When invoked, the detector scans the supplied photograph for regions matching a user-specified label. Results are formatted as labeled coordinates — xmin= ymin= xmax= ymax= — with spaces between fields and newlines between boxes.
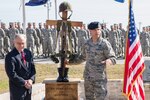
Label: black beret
xmin=88 ymin=21 xmax=101 ymax=30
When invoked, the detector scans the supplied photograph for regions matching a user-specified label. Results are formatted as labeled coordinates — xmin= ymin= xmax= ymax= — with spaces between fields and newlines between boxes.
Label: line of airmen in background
xmin=0 ymin=22 xmax=150 ymax=59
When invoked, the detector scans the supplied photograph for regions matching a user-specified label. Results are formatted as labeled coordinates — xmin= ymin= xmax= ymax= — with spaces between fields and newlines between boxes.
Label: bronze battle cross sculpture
xmin=46 ymin=1 xmax=83 ymax=82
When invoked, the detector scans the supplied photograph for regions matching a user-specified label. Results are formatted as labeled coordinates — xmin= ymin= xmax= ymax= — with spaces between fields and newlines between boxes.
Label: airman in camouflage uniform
xmin=145 ymin=27 xmax=150 ymax=56
xmin=69 ymin=28 xmax=77 ymax=53
xmin=3 ymin=36 xmax=11 ymax=54
xmin=26 ymin=22 xmax=38 ymax=56
xmin=41 ymin=23 xmax=53 ymax=57
xmin=38 ymin=22 xmax=44 ymax=55
xmin=108 ymin=25 xmax=118 ymax=57
xmin=148 ymin=26 xmax=150 ymax=56
xmin=1 ymin=23 xmax=9 ymax=37
xmin=1 ymin=23 xmax=11 ymax=54
xmin=140 ymin=27 xmax=150 ymax=56
xmin=16 ymin=22 xmax=23 ymax=34
xmin=50 ymin=25 xmax=57 ymax=53
xmin=119 ymin=23 xmax=126 ymax=57
xmin=33 ymin=22 xmax=41 ymax=57
xmin=76 ymin=25 xmax=88 ymax=53
xmin=114 ymin=24 xmax=122 ymax=58
xmin=0 ymin=24 xmax=5 ymax=58
xmin=70 ymin=22 xmax=116 ymax=100
xmin=8 ymin=22 xmax=19 ymax=49
xmin=101 ymin=23 xmax=109 ymax=40
xmin=83 ymin=24 xmax=90 ymax=39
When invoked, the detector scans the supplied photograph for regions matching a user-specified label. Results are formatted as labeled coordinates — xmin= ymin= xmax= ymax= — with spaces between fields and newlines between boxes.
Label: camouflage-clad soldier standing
xmin=119 ymin=23 xmax=126 ymax=57
xmin=38 ymin=22 xmax=45 ymax=55
xmin=116 ymin=24 xmax=122 ymax=57
xmin=101 ymin=23 xmax=109 ymax=40
xmin=16 ymin=22 xmax=23 ymax=34
xmin=50 ymin=25 xmax=57 ymax=53
xmin=71 ymin=22 xmax=116 ymax=100
xmin=114 ymin=24 xmax=122 ymax=57
xmin=41 ymin=23 xmax=53 ymax=57
xmin=1 ymin=23 xmax=11 ymax=54
xmin=8 ymin=22 xmax=19 ymax=49
xmin=108 ymin=25 xmax=118 ymax=57
xmin=76 ymin=25 xmax=88 ymax=53
xmin=0 ymin=25 xmax=5 ymax=58
xmin=70 ymin=28 xmax=77 ymax=53
xmin=145 ymin=27 xmax=150 ymax=56
xmin=26 ymin=22 xmax=38 ymax=56
xmin=148 ymin=26 xmax=150 ymax=56
xmin=33 ymin=22 xmax=41 ymax=57
xmin=140 ymin=27 xmax=150 ymax=56
xmin=1 ymin=23 xmax=9 ymax=37
xmin=83 ymin=24 xmax=90 ymax=39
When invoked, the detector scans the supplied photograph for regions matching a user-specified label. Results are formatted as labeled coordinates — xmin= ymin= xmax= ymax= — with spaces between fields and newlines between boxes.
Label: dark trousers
xmin=10 ymin=90 xmax=31 ymax=100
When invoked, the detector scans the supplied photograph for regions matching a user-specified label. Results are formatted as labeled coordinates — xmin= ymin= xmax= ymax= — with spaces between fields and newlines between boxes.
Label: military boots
xmin=57 ymin=68 xmax=69 ymax=82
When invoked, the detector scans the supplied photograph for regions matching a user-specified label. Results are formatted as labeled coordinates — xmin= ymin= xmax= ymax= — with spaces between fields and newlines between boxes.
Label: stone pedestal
xmin=43 ymin=78 xmax=81 ymax=100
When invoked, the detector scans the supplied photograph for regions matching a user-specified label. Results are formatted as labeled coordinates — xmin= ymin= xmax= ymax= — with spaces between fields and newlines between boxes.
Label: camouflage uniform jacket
xmin=80 ymin=37 xmax=116 ymax=80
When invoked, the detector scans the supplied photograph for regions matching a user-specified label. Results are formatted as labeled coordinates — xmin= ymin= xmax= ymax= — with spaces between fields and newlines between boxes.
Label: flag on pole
xmin=115 ymin=0 xmax=125 ymax=3
xmin=123 ymin=0 xmax=145 ymax=100
xmin=25 ymin=0 xmax=48 ymax=6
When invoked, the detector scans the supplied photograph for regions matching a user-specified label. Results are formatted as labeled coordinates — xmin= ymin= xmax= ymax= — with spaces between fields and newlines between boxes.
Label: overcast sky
xmin=0 ymin=0 xmax=149 ymax=29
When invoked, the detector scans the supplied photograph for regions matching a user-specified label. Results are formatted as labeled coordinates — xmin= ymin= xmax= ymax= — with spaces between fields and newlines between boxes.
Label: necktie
xmin=21 ymin=51 xmax=26 ymax=65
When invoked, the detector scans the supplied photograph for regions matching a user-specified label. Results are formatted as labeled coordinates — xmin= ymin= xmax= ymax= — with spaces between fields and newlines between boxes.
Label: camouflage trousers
xmin=84 ymin=77 xmax=107 ymax=100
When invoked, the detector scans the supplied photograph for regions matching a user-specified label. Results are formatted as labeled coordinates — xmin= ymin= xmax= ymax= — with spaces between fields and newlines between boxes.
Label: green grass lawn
xmin=0 ymin=63 xmax=124 ymax=94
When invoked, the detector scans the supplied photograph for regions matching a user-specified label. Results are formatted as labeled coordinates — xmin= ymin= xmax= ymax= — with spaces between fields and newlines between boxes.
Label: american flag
xmin=123 ymin=0 xmax=145 ymax=100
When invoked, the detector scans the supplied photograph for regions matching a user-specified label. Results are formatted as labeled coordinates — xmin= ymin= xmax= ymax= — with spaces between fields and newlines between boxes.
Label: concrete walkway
xmin=0 ymin=83 xmax=45 ymax=100
xmin=0 ymin=81 xmax=85 ymax=100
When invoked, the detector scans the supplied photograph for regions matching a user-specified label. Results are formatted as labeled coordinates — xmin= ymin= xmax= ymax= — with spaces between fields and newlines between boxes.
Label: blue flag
xmin=115 ymin=0 xmax=125 ymax=3
xmin=25 ymin=0 xmax=48 ymax=6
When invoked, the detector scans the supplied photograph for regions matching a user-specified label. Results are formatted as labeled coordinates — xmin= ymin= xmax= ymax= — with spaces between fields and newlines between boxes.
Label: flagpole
xmin=47 ymin=1 xmax=50 ymax=19
xmin=54 ymin=0 xmax=57 ymax=19
xmin=46 ymin=0 xmax=52 ymax=19
xmin=22 ymin=0 xmax=26 ymax=34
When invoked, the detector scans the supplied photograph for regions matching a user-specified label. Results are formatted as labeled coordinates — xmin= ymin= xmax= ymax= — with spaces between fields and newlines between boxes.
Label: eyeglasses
xmin=16 ymin=42 xmax=25 ymax=45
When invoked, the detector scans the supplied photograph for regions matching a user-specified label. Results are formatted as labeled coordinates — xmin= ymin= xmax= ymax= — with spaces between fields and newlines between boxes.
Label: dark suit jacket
xmin=5 ymin=48 xmax=36 ymax=100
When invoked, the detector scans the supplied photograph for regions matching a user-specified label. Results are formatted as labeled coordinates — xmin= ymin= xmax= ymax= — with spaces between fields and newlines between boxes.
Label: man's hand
xmin=24 ymin=79 xmax=33 ymax=89
xmin=101 ymin=59 xmax=113 ymax=66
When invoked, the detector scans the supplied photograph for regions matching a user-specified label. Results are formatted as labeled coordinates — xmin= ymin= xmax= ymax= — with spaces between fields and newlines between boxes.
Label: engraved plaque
xmin=45 ymin=82 xmax=79 ymax=100
xmin=43 ymin=78 xmax=80 ymax=100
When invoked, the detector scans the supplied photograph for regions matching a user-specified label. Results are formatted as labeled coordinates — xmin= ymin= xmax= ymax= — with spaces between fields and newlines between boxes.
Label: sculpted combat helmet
xmin=58 ymin=1 xmax=73 ymax=19
xmin=59 ymin=1 xmax=72 ymax=12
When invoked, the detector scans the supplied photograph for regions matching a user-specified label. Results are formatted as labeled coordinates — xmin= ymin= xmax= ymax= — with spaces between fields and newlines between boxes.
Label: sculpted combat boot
xmin=57 ymin=68 xmax=63 ymax=82
xmin=63 ymin=68 xmax=69 ymax=82
xmin=57 ymin=68 xmax=69 ymax=82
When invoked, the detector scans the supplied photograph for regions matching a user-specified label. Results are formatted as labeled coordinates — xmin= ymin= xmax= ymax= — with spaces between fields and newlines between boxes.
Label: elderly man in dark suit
xmin=5 ymin=34 xmax=36 ymax=100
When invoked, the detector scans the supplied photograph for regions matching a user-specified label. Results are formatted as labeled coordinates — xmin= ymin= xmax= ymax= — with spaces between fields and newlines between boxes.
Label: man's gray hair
xmin=14 ymin=34 xmax=26 ymax=40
